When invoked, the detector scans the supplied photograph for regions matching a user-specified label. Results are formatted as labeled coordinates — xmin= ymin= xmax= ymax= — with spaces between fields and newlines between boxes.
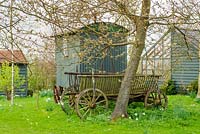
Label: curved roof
xmin=80 ymin=22 xmax=129 ymax=33
xmin=55 ymin=22 xmax=129 ymax=37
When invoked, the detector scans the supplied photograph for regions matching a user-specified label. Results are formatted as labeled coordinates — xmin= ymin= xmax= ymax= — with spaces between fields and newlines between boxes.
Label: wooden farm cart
xmin=59 ymin=72 xmax=168 ymax=119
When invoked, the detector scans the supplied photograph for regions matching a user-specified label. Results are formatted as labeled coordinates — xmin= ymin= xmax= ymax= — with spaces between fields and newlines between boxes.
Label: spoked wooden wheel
xmin=75 ymin=88 xmax=108 ymax=119
xmin=60 ymin=87 xmax=76 ymax=113
xmin=53 ymin=86 xmax=61 ymax=103
xmin=144 ymin=90 xmax=168 ymax=109
xmin=68 ymin=95 xmax=76 ymax=107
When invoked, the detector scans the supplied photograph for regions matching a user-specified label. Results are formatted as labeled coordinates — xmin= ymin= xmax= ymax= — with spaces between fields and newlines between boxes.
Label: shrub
xmin=194 ymin=98 xmax=200 ymax=104
xmin=188 ymin=91 xmax=197 ymax=98
xmin=187 ymin=80 xmax=198 ymax=93
xmin=27 ymin=90 xmax=33 ymax=97
xmin=39 ymin=89 xmax=53 ymax=97
xmin=0 ymin=62 xmax=25 ymax=100
xmin=161 ymin=80 xmax=177 ymax=95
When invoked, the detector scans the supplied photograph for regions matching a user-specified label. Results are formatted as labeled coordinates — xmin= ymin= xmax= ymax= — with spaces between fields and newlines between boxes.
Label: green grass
xmin=0 ymin=95 xmax=200 ymax=134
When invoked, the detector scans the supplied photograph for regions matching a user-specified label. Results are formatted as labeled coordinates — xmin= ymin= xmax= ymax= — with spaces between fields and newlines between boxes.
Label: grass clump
xmin=173 ymin=105 xmax=191 ymax=120
xmin=161 ymin=80 xmax=177 ymax=95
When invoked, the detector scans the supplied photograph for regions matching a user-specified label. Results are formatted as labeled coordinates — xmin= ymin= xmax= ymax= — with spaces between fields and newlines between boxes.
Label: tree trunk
xmin=197 ymin=39 xmax=200 ymax=98
xmin=197 ymin=90 xmax=200 ymax=98
xmin=36 ymin=90 xmax=40 ymax=109
xmin=6 ymin=90 xmax=12 ymax=101
xmin=111 ymin=0 xmax=151 ymax=120
xmin=197 ymin=72 xmax=200 ymax=98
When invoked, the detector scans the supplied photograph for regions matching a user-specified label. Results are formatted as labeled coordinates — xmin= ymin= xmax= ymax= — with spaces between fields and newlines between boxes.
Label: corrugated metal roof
xmin=0 ymin=50 xmax=28 ymax=64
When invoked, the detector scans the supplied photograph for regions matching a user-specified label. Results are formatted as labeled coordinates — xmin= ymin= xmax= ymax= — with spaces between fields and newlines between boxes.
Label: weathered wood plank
xmin=66 ymin=72 xmax=160 ymax=98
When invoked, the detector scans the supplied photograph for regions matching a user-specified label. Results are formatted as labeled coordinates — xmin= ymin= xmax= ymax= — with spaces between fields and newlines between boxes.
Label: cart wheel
xmin=75 ymin=88 xmax=108 ymax=119
xmin=60 ymin=87 xmax=76 ymax=113
xmin=68 ymin=95 xmax=76 ymax=108
xmin=53 ymin=86 xmax=61 ymax=103
xmin=144 ymin=90 xmax=168 ymax=109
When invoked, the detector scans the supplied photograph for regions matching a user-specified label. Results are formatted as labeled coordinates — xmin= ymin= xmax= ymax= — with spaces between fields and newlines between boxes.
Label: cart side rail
xmin=64 ymin=72 xmax=161 ymax=96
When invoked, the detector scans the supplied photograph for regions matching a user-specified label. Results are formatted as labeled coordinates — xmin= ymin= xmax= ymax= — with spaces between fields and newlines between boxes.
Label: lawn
xmin=0 ymin=95 xmax=200 ymax=134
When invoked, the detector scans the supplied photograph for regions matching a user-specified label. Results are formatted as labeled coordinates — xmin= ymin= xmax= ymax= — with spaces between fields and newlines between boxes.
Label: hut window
xmin=62 ymin=40 xmax=69 ymax=57
xmin=62 ymin=45 xmax=68 ymax=57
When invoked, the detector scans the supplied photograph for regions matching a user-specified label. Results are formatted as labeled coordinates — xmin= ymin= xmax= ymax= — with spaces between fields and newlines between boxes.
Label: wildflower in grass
xmin=190 ymin=104 xmax=196 ymax=107
xmin=160 ymin=108 xmax=164 ymax=111
xmin=0 ymin=104 xmax=3 ymax=110
xmin=134 ymin=113 xmax=138 ymax=116
xmin=142 ymin=112 xmax=146 ymax=116
xmin=46 ymin=98 xmax=51 ymax=102
xmin=136 ymin=117 xmax=138 ymax=121
xmin=121 ymin=114 xmax=125 ymax=118
xmin=129 ymin=117 xmax=132 ymax=119
xmin=18 ymin=104 xmax=23 ymax=107
xmin=60 ymin=101 xmax=64 ymax=105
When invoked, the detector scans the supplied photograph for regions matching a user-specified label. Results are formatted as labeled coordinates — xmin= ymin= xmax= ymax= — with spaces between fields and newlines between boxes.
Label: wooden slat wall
xmin=171 ymin=30 xmax=200 ymax=91
xmin=0 ymin=64 xmax=28 ymax=96
xmin=78 ymin=75 xmax=160 ymax=96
